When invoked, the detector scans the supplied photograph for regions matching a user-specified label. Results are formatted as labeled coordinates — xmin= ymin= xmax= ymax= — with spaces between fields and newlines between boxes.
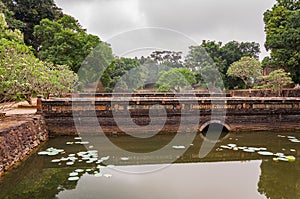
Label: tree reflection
xmin=258 ymin=160 xmax=300 ymax=199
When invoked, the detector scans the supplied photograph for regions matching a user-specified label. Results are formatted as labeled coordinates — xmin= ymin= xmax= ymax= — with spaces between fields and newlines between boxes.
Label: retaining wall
xmin=0 ymin=115 xmax=48 ymax=176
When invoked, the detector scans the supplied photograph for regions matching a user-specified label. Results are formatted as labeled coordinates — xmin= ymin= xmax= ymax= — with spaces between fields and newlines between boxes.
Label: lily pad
xmin=66 ymin=142 xmax=74 ymax=145
xmin=289 ymin=139 xmax=300 ymax=143
xmin=286 ymin=156 xmax=296 ymax=162
xmin=66 ymin=162 xmax=74 ymax=166
xmin=243 ymin=148 xmax=256 ymax=153
xmin=220 ymin=145 xmax=231 ymax=149
xmin=51 ymin=159 xmax=61 ymax=163
xmin=172 ymin=146 xmax=186 ymax=149
xmin=278 ymin=157 xmax=289 ymax=162
xmin=227 ymin=144 xmax=237 ymax=148
xmin=68 ymin=177 xmax=80 ymax=181
xmin=69 ymin=172 xmax=79 ymax=177
xmin=257 ymin=151 xmax=274 ymax=156
xmin=38 ymin=151 xmax=50 ymax=155
xmin=75 ymin=169 xmax=84 ymax=173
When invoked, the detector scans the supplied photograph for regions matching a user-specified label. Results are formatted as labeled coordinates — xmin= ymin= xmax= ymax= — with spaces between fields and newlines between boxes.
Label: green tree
xmin=1 ymin=0 xmax=62 ymax=47
xmin=264 ymin=0 xmax=300 ymax=83
xmin=227 ymin=57 xmax=262 ymax=88
xmin=0 ymin=1 xmax=24 ymax=30
xmin=34 ymin=15 xmax=111 ymax=73
xmin=102 ymin=57 xmax=141 ymax=92
xmin=0 ymin=13 xmax=23 ymax=42
xmin=0 ymin=14 xmax=77 ymax=107
xmin=256 ymin=69 xmax=293 ymax=96
xmin=157 ymin=68 xmax=196 ymax=92
xmin=185 ymin=40 xmax=260 ymax=89
xmin=149 ymin=50 xmax=183 ymax=68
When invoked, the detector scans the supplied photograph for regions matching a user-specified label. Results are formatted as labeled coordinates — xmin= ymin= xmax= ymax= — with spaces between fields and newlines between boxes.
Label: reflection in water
xmin=58 ymin=161 xmax=265 ymax=199
xmin=258 ymin=160 xmax=300 ymax=199
xmin=0 ymin=132 xmax=300 ymax=199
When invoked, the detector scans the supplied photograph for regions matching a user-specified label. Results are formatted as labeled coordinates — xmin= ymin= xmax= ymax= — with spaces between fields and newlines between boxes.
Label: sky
xmin=54 ymin=0 xmax=277 ymax=59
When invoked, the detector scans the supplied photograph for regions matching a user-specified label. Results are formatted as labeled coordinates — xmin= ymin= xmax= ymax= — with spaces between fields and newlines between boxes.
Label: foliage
xmin=0 ymin=13 xmax=23 ymax=42
xmin=255 ymin=69 xmax=293 ymax=95
xmin=0 ymin=39 xmax=77 ymax=104
xmin=263 ymin=0 xmax=300 ymax=83
xmin=227 ymin=57 xmax=262 ymax=88
xmin=0 ymin=14 xmax=77 ymax=107
xmin=185 ymin=40 xmax=260 ymax=89
xmin=101 ymin=57 xmax=143 ymax=92
xmin=34 ymin=15 xmax=111 ymax=73
xmin=149 ymin=51 xmax=183 ymax=68
xmin=0 ymin=1 xmax=24 ymax=30
xmin=1 ymin=0 xmax=62 ymax=47
xmin=156 ymin=68 xmax=196 ymax=92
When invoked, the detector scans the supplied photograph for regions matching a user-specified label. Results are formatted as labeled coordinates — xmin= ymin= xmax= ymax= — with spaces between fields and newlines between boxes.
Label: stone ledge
xmin=0 ymin=114 xmax=48 ymax=176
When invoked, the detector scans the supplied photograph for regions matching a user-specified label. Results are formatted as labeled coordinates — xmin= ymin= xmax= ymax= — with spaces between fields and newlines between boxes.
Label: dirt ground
xmin=0 ymin=99 xmax=37 ymax=130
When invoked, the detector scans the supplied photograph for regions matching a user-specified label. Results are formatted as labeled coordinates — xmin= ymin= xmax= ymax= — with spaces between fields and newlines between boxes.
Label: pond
xmin=0 ymin=131 xmax=300 ymax=199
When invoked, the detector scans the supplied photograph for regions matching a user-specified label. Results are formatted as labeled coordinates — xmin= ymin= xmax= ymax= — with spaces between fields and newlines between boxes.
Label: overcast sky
xmin=54 ymin=0 xmax=276 ymax=59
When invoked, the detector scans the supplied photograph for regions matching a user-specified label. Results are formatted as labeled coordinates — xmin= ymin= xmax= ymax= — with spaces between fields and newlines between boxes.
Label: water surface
xmin=1 ymin=131 xmax=300 ymax=199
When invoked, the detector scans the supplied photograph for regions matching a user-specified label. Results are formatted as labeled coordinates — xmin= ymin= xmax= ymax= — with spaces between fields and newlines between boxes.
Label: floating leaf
xmin=258 ymin=151 xmax=274 ymax=156
xmin=172 ymin=146 xmax=186 ymax=149
xmin=69 ymin=172 xmax=78 ymax=177
xmin=243 ymin=148 xmax=256 ymax=153
xmin=51 ymin=159 xmax=61 ymax=163
xmin=68 ymin=177 xmax=79 ymax=181
xmin=66 ymin=162 xmax=74 ymax=166
xmin=286 ymin=156 xmax=296 ymax=162
xmin=75 ymin=169 xmax=84 ymax=173
xmin=227 ymin=144 xmax=237 ymax=148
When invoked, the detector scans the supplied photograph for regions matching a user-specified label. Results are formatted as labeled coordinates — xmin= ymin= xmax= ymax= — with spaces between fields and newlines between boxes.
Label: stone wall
xmin=41 ymin=97 xmax=300 ymax=135
xmin=0 ymin=115 xmax=48 ymax=176
xmin=230 ymin=89 xmax=300 ymax=97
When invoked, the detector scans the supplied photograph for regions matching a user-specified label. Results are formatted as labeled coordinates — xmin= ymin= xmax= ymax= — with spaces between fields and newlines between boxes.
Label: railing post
xmin=37 ymin=95 xmax=42 ymax=114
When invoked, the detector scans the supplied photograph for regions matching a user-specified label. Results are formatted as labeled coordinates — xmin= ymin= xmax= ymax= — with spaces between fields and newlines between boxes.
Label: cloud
xmin=54 ymin=0 xmax=276 ymax=58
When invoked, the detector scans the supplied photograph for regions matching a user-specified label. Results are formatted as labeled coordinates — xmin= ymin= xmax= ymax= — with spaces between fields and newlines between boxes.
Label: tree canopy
xmin=156 ymin=68 xmax=196 ymax=92
xmin=185 ymin=40 xmax=260 ymax=89
xmin=34 ymin=15 xmax=112 ymax=73
xmin=0 ymin=13 xmax=77 ymax=106
xmin=1 ymin=0 xmax=62 ymax=47
xmin=255 ymin=69 xmax=293 ymax=96
xmin=102 ymin=57 xmax=142 ymax=92
xmin=263 ymin=0 xmax=300 ymax=83
xmin=227 ymin=57 xmax=262 ymax=88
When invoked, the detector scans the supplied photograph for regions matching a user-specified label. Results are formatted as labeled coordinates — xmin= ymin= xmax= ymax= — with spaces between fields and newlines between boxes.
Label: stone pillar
xmin=37 ymin=95 xmax=42 ymax=113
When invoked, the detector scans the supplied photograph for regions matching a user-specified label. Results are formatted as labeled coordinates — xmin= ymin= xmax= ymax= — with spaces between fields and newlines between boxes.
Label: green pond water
xmin=1 ymin=131 xmax=300 ymax=199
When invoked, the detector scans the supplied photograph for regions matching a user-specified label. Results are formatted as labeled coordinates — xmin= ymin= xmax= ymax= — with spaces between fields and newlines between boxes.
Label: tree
xmin=156 ymin=68 xmax=196 ymax=92
xmin=185 ymin=40 xmax=260 ymax=89
xmin=0 ymin=13 xmax=77 ymax=107
xmin=149 ymin=50 xmax=183 ymax=68
xmin=256 ymin=69 xmax=293 ymax=96
xmin=264 ymin=1 xmax=300 ymax=83
xmin=102 ymin=57 xmax=142 ymax=92
xmin=34 ymin=15 xmax=111 ymax=73
xmin=227 ymin=57 xmax=262 ymax=88
xmin=1 ymin=0 xmax=62 ymax=48
xmin=0 ymin=13 xmax=23 ymax=42
xmin=0 ymin=1 xmax=24 ymax=30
